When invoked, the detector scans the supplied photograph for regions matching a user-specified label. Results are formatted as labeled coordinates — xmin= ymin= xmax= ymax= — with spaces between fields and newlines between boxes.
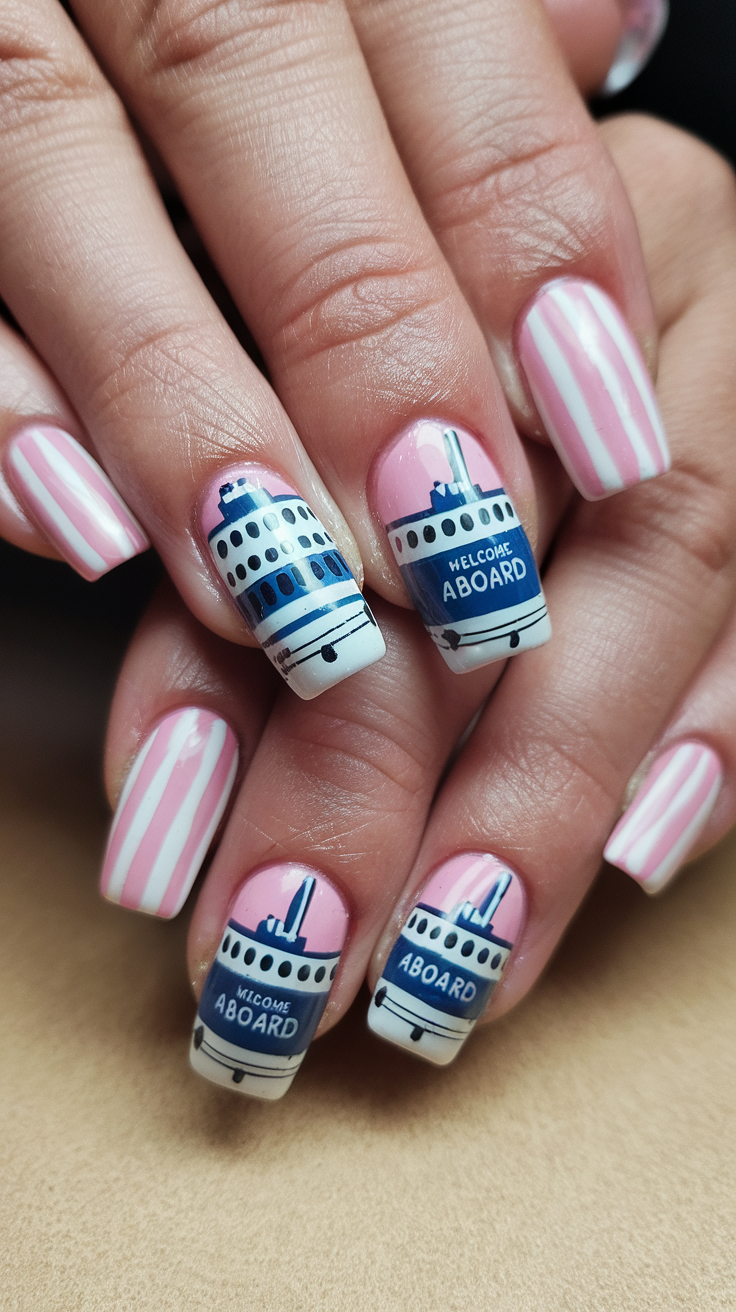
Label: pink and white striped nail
xmin=601 ymin=0 xmax=669 ymax=97
xmin=101 ymin=708 xmax=238 ymax=919
xmin=517 ymin=278 xmax=670 ymax=501
xmin=5 ymin=425 xmax=149 ymax=580
xmin=604 ymin=741 xmax=723 ymax=894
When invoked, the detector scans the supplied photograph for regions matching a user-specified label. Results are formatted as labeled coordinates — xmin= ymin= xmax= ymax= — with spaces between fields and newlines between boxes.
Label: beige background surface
xmin=1 ymin=612 xmax=735 ymax=1311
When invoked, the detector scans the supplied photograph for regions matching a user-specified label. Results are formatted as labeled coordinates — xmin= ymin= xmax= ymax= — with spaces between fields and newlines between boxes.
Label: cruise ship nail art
xmin=191 ymin=865 xmax=348 ymax=1099
xmin=101 ymin=707 xmax=238 ymax=919
xmin=5 ymin=425 xmax=149 ymax=580
xmin=374 ymin=421 xmax=550 ymax=673
xmin=202 ymin=468 xmax=385 ymax=699
xmin=368 ymin=854 xmax=524 ymax=1064
xmin=604 ymin=740 xmax=722 ymax=894
xmin=517 ymin=279 xmax=670 ymax=501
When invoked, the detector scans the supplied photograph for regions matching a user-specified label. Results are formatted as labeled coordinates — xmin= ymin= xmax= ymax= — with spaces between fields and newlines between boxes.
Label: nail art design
xmin=100 ymin=708 xmax=238 ymax=919
xmin=601 ymin=0 xmax=668 ymax=97
xmin=202 ymin=469 xmax=385 ymax=699
xmin=374 ymin=422 xmax=549 ymax=673
xmin=190 ymin=865 xmax=348 ymax=1099
xmin=604 ymin=740 xmax=722 ymax=894
xmin=5 ymin=425 xmax=149 ymax=581
xmin=368 ymin=854 xmax=524 ymax=1065
xmin=517 ymin=279 xmax=670 ymax=501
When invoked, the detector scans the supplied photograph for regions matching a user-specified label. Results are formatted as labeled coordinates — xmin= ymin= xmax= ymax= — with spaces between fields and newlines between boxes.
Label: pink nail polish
xmin=602 ymin=0 xmax=669 ymax=96
xmin=604 ymin=740 xmax=723 ymax=894
xmin=101 ymin=708 xmax=238 ymax=919
xmin=368 ymin=853 xmax=525 ymax=1064
xmin=5 ymin=425 xmax=149 ymax=581
xmin=200 ymin=465 xmax=385 ymax=699
xmin=517 ymin=279 xmax=670 ymax=501
xmin=373 ymin=421 xmax=550 ymax=673
xmin=190 ymin=864 xmax=349 ymax=1099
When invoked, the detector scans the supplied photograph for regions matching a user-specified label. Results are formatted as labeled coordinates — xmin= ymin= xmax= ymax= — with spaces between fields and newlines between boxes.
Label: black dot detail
xmin=493 ymin=504 xmax=504 ymax=522
xmin=230 ymin=530 xmax=243 ymax=547
xmin=321 ymin=644 xmax=337 ymax=663
xmin=298 ymin=505 xmax=309 ymax=520
xmin=374 ymin=987 xmax=387 ymax=1007
xmin=479 ymin=507 xmax=490 ymax=525
xmin=311 ymin=561 xmax=325 ymax=580
xmin=407 ymin=530 xmax=418 ymax=548
xmin=314 ymin=966 xmax=326 ymax=983
xmin=282 ymin=507 xmax=296 ymax=524
xmin=491 ymin=952 xmax=502 ymax=969
xmin=441 ymin=519 xmax=456 ymax=537
xmin=324 ymin=554 xmax=341 ymax=576
xmin=423 ymin=525 xmax=436 ymax=543
xmin=248 ymin=590 xmax=264 ymax=621
xmin=395 ymin=537 xmax=403 ymax=553
xmin=292 ymin=566 xmax=305 ymax=587
xmin=430 ymin=926 xmax=441 ymax=939
xmin=217 ymin=540 xmax=228 ymax=558
xmin=246 ymin=522 xmax=260 ymax=538
xmin=244 ymin=948 xmax=256 ymax=965
xmin=330 ymin=965 xmax=337 ymax=980
xmin=261 ymin=582 xmax=277 ymax=606
xmin=313 ymin=533 xmax=325 ymax=546
xmin=461 ymin=939 xmax=474 ymax=957
xmin=227 ymin=572 xmax=236 ymax=587
xmin=408 ymin=914 xmax=417 ymax=929
xmin=505 ymin=502 xmax=514 ymax=517
xmin=460 ymin=513 xmax=474 ymax=531
xmin=477 ymin=948 xmax=489 ymax=964
xmin=263 ymin=513 xmax=278 ymax=530
xmin=444 ymin=932 xmax=457 ymax=948
xmin=297 ymin=965 xmax=310 ymax=981
xmin=222 ymin=935 xmax=231 ymax=952
xmin=280 ymin=540 xmax=293 ymax=554
xmin=277 ymin=572 xmax=294 ymax=596
xmin=509 ymin=632 xmax=520 ymax=648
xmin=260 ymin=954 xmax=273 ymax=971
xmin=417 ymin=918 xmax=428 ymax=935
xmin=248 ymin=555 xmax=260 ymax=571
xmin=278 ymin=961 xmax=292 ymax=977
xmin=235 ymin=564 xmax=246 ymax=580
xmin=298 ymin=535 xmax=311 ymax=549
xmin=265 ymin=547 xmax=278 ymax=563
xmin=307 ymin=507 xmax=317 ymax=518
xmin=230 ymin=941 xmax=240 ymax=959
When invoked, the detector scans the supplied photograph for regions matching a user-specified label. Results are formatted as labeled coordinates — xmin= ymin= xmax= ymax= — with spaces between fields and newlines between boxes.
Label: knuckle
xmin=0 ymin=13 xmax=107 ymax=132
xmin=131 ymin=0 xmax=311 ymax=85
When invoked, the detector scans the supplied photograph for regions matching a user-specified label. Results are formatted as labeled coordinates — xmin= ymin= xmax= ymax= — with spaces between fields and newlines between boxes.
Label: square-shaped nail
xmin=517 ymin=279 xmax=670 ymax=500
xmin=373 ymin=421 xmax=550 ymax=673
xmin=201 ymin=467 xmax=385 ymax=699
xmin=368 ymin=854 xmax=525 ymax=1064
xmin=604 ymin=740 xmax=722 ymax=894
xmin=100 ymin=708 xmax=238 ymax=919
xmin=190 ymin=864 xmax=349 ymax=1099
xmin=5 ymin=425 xmax=149 ymax=580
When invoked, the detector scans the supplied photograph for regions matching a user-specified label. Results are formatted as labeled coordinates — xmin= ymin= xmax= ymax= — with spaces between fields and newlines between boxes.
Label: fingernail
xmin=5 ymin=425 xmax=149 ymax=580
xmin=517 ymin=278 xmax=671 ymax=501
xmin=373 ymin=421 xmax=550 ymax=673
xmin=100 ymin=708 xmax=238 ymax=919
xmin=368 ymin=854 xmax=525 ymax=1064
xmin=201 ymin=466 xmax=385 ymax=699
xmin=601 ymin=0 xmax=669 ymax=96
xmin=190 ymin=864 xmax=348 ymax=1099
xmin=604 ymin=740 xmax=723 ymax=894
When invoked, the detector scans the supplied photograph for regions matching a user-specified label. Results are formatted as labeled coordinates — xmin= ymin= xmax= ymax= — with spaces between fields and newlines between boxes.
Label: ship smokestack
xmin=443 ymin=429 xmax=479 ymax=501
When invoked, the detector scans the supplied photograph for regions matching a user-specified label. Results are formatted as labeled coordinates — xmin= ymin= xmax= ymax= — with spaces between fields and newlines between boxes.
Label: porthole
xmin=460 ymin=513 xmax=473 ymax=531
xmin=423 ymin=525 xmax=436 ymax=543
xmin=263 ymin=513 xmax=278 ymax=530
xmin=324 ymin=554 xmax=341 ymax=576
xmin=493 ymin=504 xmax=504 ymax=522
xmin=314 ymin=966 xmax=326 ymax=983
xmin=222 ymin=935 xmax=231 ymax=953
xmin=430 ymin=926 xmax=441 ymax=939
xmin=461 ymin=940 xmax=474 ymax=957
xmin=230 ymin=529 xmax=243 ymax=547
xmin=261 ymin=582 xmax=277 ymax=606
xmin=292 ymin=566 xmax=305 ymax=587
xmin=491 ymin=952 xmax=502 ymax=970
xmin=298 ymin=965 xmax=310 ymax=981
xmin=505 ymin=502 xmax=513 ymax=517
xmin=217 ymin=540 xmax=228 ymax=559
xmin=298 ymin=505 xmax=309 ymax=520
xmin=478 ymin=507 xmax=490 ymax=525
xmin=313 ymin=533 xmax=325 ymax=546
xmin=248 ymin=591 xmax=264 ymax=620
xmin=265 ymin=547 xmax=278 ymax=563
xmin=235 ymin=564 xmax=246 ymax=581
xmin=441 ymin=519 xmax=456 ymax=537
xmin=330 ymin=965 xmax=337 ymax=980
xmin=277 ymin=573 xmax=294 ymax=596
xmin=282 ymin=507 xmax=296 ymax=524
xmin=298 ymin=535 xmax=311 ymax=549
xmin=278 ymin=961 xmax=292 ymax=977
xmin=248 ymin=555 xmax=260 ymax=571
xmin=444 ymin=932 xmax=457 ymax=949
xmin=395 ymin=537 xmax=403 ymax=552
xmin=417 ymin=918 xmax=428 ymax=934
xmin=227 ymin=572 xmax=236 ymax=587
xmin=246 ymin=521 xmax=259 ymax=538
xmin=280 ymin=540 xmax=293 ymax=554
xmin=477 ymin=947 xmax=489 ymax=964
xmin=260 ymin=954 xmax=273 ymax=971
xmin=244 ymin=947 xmax=256 ymax=966
xmin=407 ymin=530 xmax=418 ymax=549
xmin=307 ymin=507 xmax=317 ymax=519
xmin=230 ymin=941 xmax=240 ymax=959
xmin=408 ymin=914 xmax=417 ymax=929
xmin=311 ymin=561 xmax=325 ymax=581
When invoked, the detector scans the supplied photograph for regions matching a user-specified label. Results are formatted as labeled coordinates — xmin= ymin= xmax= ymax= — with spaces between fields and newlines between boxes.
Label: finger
xmin=366 ymin=118 xmax=736 ymax=1062
xmin=347 ymin=0 xmax=670 ymax=500
xmin=0 ymin=1 xmax=384 ymax=695
xmin=101 ymin=580 xmax=277 ymax=918
xmin=71 ymin=0 xmax=552 ymax=675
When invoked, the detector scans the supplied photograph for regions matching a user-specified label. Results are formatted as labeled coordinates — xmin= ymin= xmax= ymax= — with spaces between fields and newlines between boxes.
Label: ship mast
xmin=443 ymin=429 xmax=479 ymax=502
xmin=282 ymin=876 xmax=316 ymax=941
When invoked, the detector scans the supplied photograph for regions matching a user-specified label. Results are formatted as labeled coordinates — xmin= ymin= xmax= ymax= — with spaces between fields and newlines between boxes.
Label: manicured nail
xmin=601 ymin=0 xmax=669 ymax=96
xmin=5 ymin=425 xmax=149 ymax=581
xmin=604 ymin=741 xmax=723 ymax=894
xmin=100 ymin=708 xmax=238 ymax=919
xmin=517 ymin=279 xmax=670 ymax=501
xmin=201 ymin=467 xmax=385 ymax=699
xmin=368 ymin=854 xmax=525 ymax=1065
xmin=190 ymin=864 xmax=348 ymax=1099
xmin=373 ymin=421 xmax=550 ymax=673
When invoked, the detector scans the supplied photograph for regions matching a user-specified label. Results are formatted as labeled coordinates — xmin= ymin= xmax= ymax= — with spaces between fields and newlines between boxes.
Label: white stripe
xmin=549 ymin=284 xmax=658 ymax=481
xmin=8 ymin=446 xmax=108 ymax=574
xmin=166 ymin=748 xmax=238 ymax=920
xmin=582 ymin=284 xmax=670 ymax=469
xmin=31 ymin=430 xmax=139 ymax=556
xmin=642 ymin=773 xmax=722 ymax=893
xmin=104 ymin=708 xmax=202 ymax=902
xmin=524 ymin=305 xmax=624 ymax=492
xmin=605 ymin=743 xmax=698 ymax=862
xmin=622 ymin=750 xmax=714 ymax=876
xmin=138 ymin=719 xmax=233 ymax=916
xmin=105 ymin=731 xmax=158 ymax=852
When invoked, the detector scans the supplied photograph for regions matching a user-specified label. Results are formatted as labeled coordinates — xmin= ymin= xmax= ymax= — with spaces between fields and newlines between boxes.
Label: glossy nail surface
xmin=191 ymin=865 xmax=348 ymax=1099
xmin=368 ymin=854 xmax=524 ymax=1065
xmin=101 ymin=708 xmax=238 ymax=919
xmin=5 ymin=425 xmax=149 ymax=581
xmin=202 ymin=468 xmax=385 ymax=699
xmin=373 ymin=422 xmax=550 ymax=673
xmin=517 ymin=279 xmax=670 ymax=501
xmin=602 ymin=0 xmax=669 ymax=96
xmin=604 ymin=741 xmax=722 ymax=894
